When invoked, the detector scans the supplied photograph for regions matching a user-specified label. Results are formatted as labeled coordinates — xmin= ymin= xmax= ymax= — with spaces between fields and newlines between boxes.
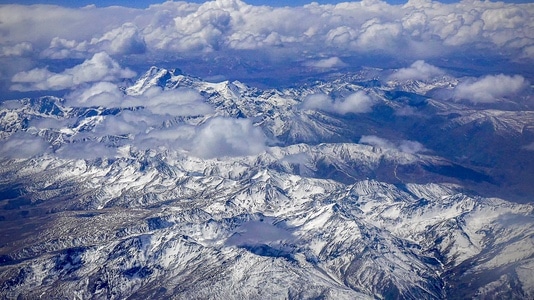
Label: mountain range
xmin=0 ymin=66 xmax=533 ymax=299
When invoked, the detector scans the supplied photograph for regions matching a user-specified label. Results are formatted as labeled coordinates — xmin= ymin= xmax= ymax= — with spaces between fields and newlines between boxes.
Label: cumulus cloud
xmin=41 ymin=37 xmax=88 ymax=59
xmin=359 ymin=135 xmax=426 ymax=154
xmin=389 ymin=60 xmax=445 ymax=81
xmin=0 ymin=4 xmax=136 ymax=50
xmin=302 ymin=91 xmax=374 ymax=114
xmin=1 ymin=0 xmax=532 ymax=66
xmin=356 ymin=20 xmax=402 ymax=50
xmin=10 ymin=52 xmax=135 ymax=91
xmin=337 ymin=92 xmax=375 ymax=114
xmin=453 ymin=74 xmax=528 ymax=103
xmin=93 ymin=23 xmax=146 ymax=55
xmin=42 ymin=23 xmax=146 ymax=59
xmin=191 ymin=117 xmax=266 ymax=158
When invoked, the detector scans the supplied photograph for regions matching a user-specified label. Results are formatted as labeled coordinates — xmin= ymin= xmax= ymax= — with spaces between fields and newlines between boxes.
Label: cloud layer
xmin=0 ymin=0 xmax=532 ymax=78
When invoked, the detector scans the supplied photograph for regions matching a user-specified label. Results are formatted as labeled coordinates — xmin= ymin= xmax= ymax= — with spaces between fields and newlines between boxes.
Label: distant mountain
xmin=0 ymin=67 xmax=533 ymax=299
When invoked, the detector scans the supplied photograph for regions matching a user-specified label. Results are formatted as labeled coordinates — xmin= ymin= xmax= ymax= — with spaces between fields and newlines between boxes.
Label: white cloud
xmin=0 ymin=132 xmax=50 ymax=158
xmin=96 ymin=113 xmax=147 ymax=137
xmin=0 ymin=4 xmax=137 ymax=50
xmin=302 ymin=91 xmax=374 ymax=114
xmin=41 ymin=37 xmax=88 ymax=59
xmin=398 ymin=140 xmax=426 ymax=154
xmin=1 ymin=0 xmax=532 ymax=64
xmin=81 ymin=114 xmax=266 ymax=158
xmin=93 ymin=23 xmax=146 ymax=55
xmin=356 ymin=21 xmax=402 ymax=50
xmin=359 ymin=135 xmax=396 ymax=150
xmin=141 ymin=87 xmax=213 ymax=117
xmin=389 ymin=60 xmax=445 ymax=81
xmin=66 ymin=82 xmax=124 ymax=107
xmin=336 ymin=92 xmax=375 ymax=114
xmin=10 ymin=52 xmax=136 ymax=91
xmin=301 ymin=94 xmax=332 ymax=111
xmin=42 ymin=23 xmax=146 ymax=59
xmin=0 ymin=42 xmax=33 ymax=57
xmin=304 ymin=57 xmax=347 ymax=69
xmin=453 ymin=74 xmax=528 ymax=103
xmin=359 ymin=135 xmax=426 ymax=154
xmin=54 ymin=114 xmax=266 ymax=159
xmin=66 ymin=82 xmax=214 ymax=118
xmin=191 ymin=117 xmax=266 ymax=158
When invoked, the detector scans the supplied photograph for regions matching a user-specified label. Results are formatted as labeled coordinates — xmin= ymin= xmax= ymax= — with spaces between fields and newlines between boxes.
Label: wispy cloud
xmin=523 ymin=142 xmax=534 ymax=151
xmin=359 ymin=135 xmax=426 ymax=154
xmin=0 ymin=132 xmax=50 ymax=158
xmin=304 ymin=57 xmax=347 ymax=69
xmin=301 ymin=91 xmax=375 ymax=114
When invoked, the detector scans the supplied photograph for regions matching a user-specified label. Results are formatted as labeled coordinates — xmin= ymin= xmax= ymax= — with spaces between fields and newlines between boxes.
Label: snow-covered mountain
xmin=1 ymin=67 xmax=533 ymax=299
